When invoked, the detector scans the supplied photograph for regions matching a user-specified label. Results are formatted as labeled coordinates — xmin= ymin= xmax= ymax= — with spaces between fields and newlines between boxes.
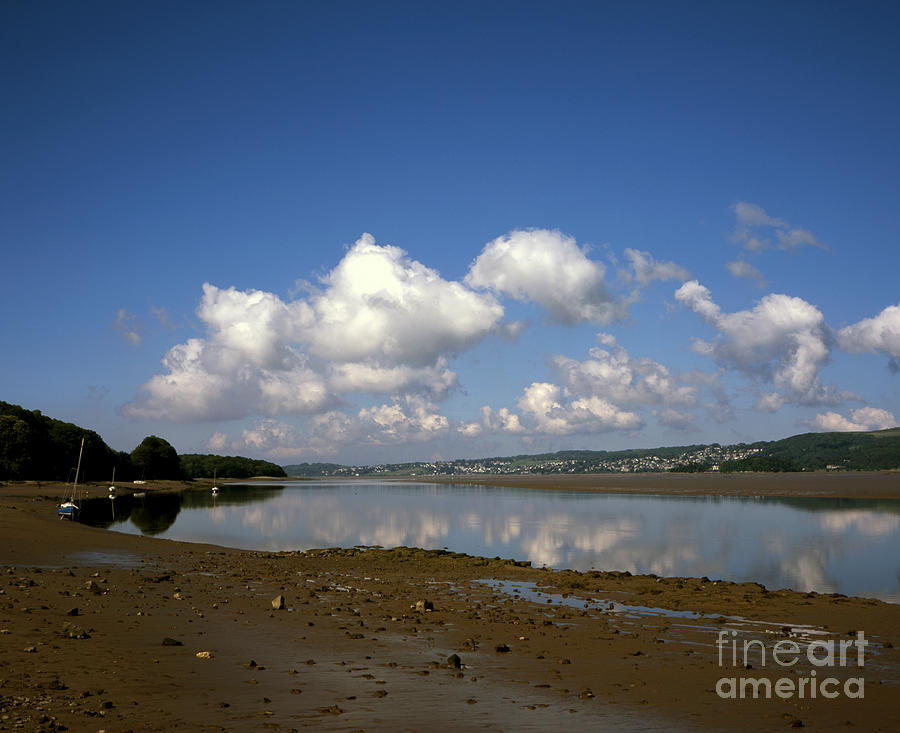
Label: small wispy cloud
xmin=726 ymin=259 xmax=766 ymax=288
xmin=151 ymin=305 xmax=176 ymax=330
xmin=113 ymin=308 xmax=142 ymax=346
xmin=731 ymin=201 xmax=829 ymax=254
xmin=87 ymin=385 xmax=110 ymax=401
xmin=621 ymin=248 xmax=689 ymax=288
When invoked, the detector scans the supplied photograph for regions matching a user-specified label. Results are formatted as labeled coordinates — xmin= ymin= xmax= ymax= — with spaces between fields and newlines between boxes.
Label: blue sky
xmin=2 ymin=1 xmax=899 ymax=465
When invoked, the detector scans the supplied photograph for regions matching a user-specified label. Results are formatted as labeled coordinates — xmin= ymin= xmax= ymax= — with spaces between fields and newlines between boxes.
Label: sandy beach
xmin=1 ymin=476 xmax=898 ymax=732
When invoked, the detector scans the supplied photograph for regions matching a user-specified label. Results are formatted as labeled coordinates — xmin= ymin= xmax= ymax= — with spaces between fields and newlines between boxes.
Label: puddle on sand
xmin=65 ymin=550 xmax=144 ymax=568
xmin=475 ymin=578 xmax=895 ymax=673
xmin=4 ymin=550 xmax=145 ymax=570
xmin=475 ymin=579 xmax=835 ymax=645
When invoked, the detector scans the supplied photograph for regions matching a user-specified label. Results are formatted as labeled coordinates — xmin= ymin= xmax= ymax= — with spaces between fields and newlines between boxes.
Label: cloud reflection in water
xmin=113 ymin=482 xmax=900 ymax=602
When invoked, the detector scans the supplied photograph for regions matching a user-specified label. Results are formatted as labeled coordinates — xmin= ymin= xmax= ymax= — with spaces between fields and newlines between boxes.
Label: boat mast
xmin=72 ymin=437 xmax=85 ymax=501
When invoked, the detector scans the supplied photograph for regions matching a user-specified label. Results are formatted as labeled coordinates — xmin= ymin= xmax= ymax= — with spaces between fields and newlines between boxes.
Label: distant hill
xmin=0 ymin=400 xmax=284 ymax=481
xmin=714 ymin=428 xmax=900 ymax=472
xmin=284 ymin=428 xmax=900 ymax=477
xmin=282 ymin=462 xmax=348 ymax=477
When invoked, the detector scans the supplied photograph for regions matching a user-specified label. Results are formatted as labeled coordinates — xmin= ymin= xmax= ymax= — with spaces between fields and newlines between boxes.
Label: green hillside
xmin=285 ymin=430 xmax=900 ymax=476
xmin=720 ymin=428 xmax=900 ymax=472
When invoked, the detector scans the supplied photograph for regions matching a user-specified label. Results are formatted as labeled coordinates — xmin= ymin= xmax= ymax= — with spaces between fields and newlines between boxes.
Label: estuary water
xmin=87 ymin=480 xmax=900 ymax=603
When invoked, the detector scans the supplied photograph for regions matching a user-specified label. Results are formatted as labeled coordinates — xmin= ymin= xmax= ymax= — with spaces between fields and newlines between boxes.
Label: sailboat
xmin=58 ymin=437 xmax=85 ymax=520
xmin=108 ymin=466 xmax=116 ymax=495
xmin=211 ymin=468 xmax=219 ymax=494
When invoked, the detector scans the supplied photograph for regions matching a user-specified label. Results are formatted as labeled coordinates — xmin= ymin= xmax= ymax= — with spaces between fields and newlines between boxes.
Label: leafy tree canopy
xmin=179 ymin=453 xmax=285 ymax=479
xmin=131 ymin=436 xmax=181 ymax=480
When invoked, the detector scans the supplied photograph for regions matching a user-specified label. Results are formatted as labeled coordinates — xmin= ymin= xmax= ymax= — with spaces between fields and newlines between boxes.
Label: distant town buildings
xmin=316 ymin=445 xmax=764 ymax=477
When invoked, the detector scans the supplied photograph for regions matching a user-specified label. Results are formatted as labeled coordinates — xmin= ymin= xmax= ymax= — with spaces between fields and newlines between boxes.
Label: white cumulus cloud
xmin=837 ymin=303 xmax=900 ymax=357
xmin=470 ymin=335 xmax=695 ymax=439
xmin=123 ymin=234 xmax=504 ymax=421
xmin=808 ymin=407 xmax=897 ymax=432
xmin=549 ymin=333 xmax=697 ymax=408
xmin=356 ymin=395 xmax=450 ymax=445
xmin=465 ymin=229 xmax=625 ymax=325
xmin=675 ymin=280 xmax=843 ymax=407
xmin=207 ymin=431 xmax=228 ymax=452
xmin=516 ymin=381 xmax=643 ymax=435
xmin=309 ymin=234 xmax=503 ymax=365
xmin=456 ymin=421 xmax=483 ymax=438
xmin=240 ymin=419 xmax=304 ymax=458
xmin=228 ymin=395 xmax=453 ymax=459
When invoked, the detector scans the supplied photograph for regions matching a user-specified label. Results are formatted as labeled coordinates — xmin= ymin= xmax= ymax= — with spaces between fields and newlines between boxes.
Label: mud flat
xmin=1 ymin=481 xmax=897 ymax=732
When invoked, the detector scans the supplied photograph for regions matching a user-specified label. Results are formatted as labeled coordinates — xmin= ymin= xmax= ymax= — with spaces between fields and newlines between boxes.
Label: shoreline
xmin=17 ymin=469 xmax=900 ymax=501
xmin=1 ymin=480 xmax=897 ymax=731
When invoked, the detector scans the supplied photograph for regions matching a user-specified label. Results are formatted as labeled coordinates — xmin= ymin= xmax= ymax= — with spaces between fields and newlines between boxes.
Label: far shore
xmin=407 ymin=470 xmax=900 ymax=499
xmin=14 ymin=469 xmax=900 ymax=501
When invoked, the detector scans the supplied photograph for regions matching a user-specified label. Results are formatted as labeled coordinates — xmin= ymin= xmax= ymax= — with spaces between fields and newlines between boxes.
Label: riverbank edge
xmin=404 ymin=470 xmax=900 ymax=499
xmin=11 ymin=469 xmax=900 ymax=500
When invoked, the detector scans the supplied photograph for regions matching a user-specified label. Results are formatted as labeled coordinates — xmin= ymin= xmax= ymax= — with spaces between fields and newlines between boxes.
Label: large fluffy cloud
xmin=465 ymin=229 xmax=625 ymax=325
xmin=836 ymin=303 xmax=900 ymax=358
xmin=124 ymin=234 xmax=504 ymax=421
xmin=308 ymin=235 xmax=503 ymax=365
xmin=675 ymin=280 xmax=842 ymax=407
xmin=125 ymin=337 xmax=332 ymax=422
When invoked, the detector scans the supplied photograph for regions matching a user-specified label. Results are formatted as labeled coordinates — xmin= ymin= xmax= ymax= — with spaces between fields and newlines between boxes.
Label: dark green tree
xmin=179 ymin=453 xmax=286 ymax=479
xmin=0 ymin=414 xmax=34 ymax=478
xmin=131 ymin=436 xmax=181 ymax=479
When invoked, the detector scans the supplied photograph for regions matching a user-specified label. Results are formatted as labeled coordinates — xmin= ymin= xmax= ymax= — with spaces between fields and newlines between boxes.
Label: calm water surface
xmin=89 ymin=481 xmax=900 ymax=602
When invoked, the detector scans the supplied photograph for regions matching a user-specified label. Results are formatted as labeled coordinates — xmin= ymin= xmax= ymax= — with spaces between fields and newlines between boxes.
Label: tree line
xmin=0 ymin=401 xmax=284 ymax=481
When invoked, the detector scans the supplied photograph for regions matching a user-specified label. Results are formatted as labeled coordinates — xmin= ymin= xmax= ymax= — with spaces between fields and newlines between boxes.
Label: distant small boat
xmin=58 ymin=437 xmax=85 ymax=520
xmin=108 ymin=466 xmax=116 ymax=495
xmin=211 ymin=469 xmax=219 ymax=494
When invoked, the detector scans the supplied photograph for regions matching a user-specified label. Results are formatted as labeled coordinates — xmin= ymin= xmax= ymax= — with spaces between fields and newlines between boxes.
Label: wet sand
xmin=1 ymin=478 xmax=898 ymax=732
